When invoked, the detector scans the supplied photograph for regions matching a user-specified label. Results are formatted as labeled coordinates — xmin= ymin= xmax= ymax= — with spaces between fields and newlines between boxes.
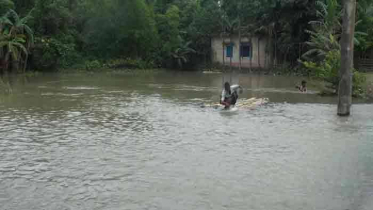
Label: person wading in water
xmin=296 ymin=80 xmax=307 ymax=92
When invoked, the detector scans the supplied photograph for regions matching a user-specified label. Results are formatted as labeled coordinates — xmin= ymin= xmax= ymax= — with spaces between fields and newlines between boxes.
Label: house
xmin=211 ymin=34 xmax=272 ymax=69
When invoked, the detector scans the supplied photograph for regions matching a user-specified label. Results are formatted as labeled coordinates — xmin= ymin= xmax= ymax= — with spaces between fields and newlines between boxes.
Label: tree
xmin=0 ymin=32 xmax=28 ymax=72
xmin=223 ymin=17 xmax=238 ymax=71
xmin=301 ymin=0 xmax=365 ymax=98
xmin=338 ymin=0 xmax=356 ymax=116
xmin=0 ymin=9 xmax=33 ymax=72
xmin=156 ymin=5 xmax=181 ymax=67
xmin=172 ymin=41 xmax=196 ymax=69
xmin=0 ymin=0 xmax=14 ymax=16
xmin=355 ymin=0 xmax=373 ymax=57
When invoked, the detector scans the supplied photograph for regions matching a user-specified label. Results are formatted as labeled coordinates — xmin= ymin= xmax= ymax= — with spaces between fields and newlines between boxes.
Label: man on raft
xmin=220 ymin=82 xmax=243 ymax=109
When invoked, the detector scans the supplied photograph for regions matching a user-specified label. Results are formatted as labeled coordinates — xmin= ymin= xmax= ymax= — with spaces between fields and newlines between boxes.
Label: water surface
xmin=1 ymin=72 xmax=372 ymax=210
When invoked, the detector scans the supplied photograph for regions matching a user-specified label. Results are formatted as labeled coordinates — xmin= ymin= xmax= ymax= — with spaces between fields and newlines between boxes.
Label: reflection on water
xmin=0 ymin=72 xmax=373 ymax=210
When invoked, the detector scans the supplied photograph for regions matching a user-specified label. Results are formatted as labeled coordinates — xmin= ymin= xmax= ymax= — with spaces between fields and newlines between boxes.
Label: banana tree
xmin=172 ymin=41 xmax=196 ymax=69
xmin=0 ymin=32 xmax=28 ymax=72
xmin=302 ymin=0 xmax=366 ymax=61
xmin=0 ymin=9 xmax=33 ymax=72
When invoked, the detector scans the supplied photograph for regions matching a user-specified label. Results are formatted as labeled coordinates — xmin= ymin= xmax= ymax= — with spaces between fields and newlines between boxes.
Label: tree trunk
xmin=249 ymin=36 xmax=253 ymax=72
xmin=229 ymin=34 xmax=232 ymax=71
xmin=258 ymin=37 xmax=261 ymax=69
xmin=221 ymin=34 xmax=225 ymax=68
xmin=338 ymin=0 xmax=356 ymax=116
xmin=274 ymin=33 xmax=277 ymax=67
xmin=12 ymin=52 xmax=20 ymax=72
xmin=238 ymin=17 xmax=242 ymax=71
xmin=264 ymin=42 xmax=267 ymax=69
xmin=23 ymin=53 xmax=28 ymax=72
xmin=4 ymin=53 xmax=10 ymax=72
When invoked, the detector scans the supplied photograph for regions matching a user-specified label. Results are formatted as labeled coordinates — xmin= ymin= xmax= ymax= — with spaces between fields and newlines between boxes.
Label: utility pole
xmin=338 ymin=0 xmax=356 ymax=116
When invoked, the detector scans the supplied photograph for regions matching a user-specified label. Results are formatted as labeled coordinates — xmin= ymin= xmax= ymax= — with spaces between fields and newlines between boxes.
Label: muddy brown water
xmin=1 ymin=71 xmax=372 ymax=210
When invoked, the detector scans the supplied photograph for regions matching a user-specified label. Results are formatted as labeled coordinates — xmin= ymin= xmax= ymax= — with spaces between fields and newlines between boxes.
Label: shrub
xmin=32 ymin=35 xmax=81 ymax=70
xmin=85 ymin=60 xmax=102 ymax=71
xmin=105 ymin=58 xmax=154 ymax=69
xmin=302 ymin=50 xmax=366 ymax=97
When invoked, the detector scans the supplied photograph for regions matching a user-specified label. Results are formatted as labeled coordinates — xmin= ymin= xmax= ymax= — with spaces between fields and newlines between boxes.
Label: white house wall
xmin=211 ymin=35 xmax=271 ymax=68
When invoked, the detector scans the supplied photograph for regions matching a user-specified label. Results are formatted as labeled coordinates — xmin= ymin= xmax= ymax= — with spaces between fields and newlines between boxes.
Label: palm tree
xmin=172 ymin=41 xmax=196 ymax=69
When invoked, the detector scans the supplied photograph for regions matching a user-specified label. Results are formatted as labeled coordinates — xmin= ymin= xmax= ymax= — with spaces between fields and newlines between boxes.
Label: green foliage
xmin=302 ymin=50 xmax=366 ymax=97
xmin=0 ymin=9 xmax=33 ymax=72
xmin=355 ymin=0 xmax=373 ymax=53
xmin=303 ymin=31 xmax=340 ymax=61
xmin=352 ymin=70 xmax=367 ymax=98
xmin=156 ymin=5 xmax=181 ymax=65
xmin=84 ymin=60 xmax=102 ymax=71
xmin=172 ymin=41 xmax=196 ymax=68
xmin=303 ymin=50 xmax=340 ymax=88
xmin=2 ymin=0 xmax=373 ymax=73
xmin=303 ymin=0 xmax=366 ymax=61
xmin=32 ymin=36 xmax=80 ymax=70
xmin=0 ymin=0 xmax=14 ymax=16
xmin=84 ymin=0 xmax=158 ymax=60
xmin=105 ymin=58 xmax=155 ymax=69
xmin=300 ymin=0 xmax=368 ymax=98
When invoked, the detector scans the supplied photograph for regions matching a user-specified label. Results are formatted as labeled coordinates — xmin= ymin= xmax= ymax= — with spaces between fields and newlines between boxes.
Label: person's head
xmin=224 ymin=82 xmax=230 ymax=91
xmin=301 ymin=80 xmax=307 ymax=87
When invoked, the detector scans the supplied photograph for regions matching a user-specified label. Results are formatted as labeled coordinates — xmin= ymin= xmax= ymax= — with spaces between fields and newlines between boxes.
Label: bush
xmin=105 ymin=58 xmax=154 ymax=69
xmin=85 ymin=60 xmax=102 ymax=71
xmin=31 ymin=35 xmax=82 ymax=70
xmin=302 ymin=50 xmax=367 ymax=97
xmin=353 ymin=70 xmax=366 ymax=97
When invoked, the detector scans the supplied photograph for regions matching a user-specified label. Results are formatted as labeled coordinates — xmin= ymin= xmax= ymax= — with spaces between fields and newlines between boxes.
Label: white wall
xmin=211 ymin=35 xmax=271 ymax=68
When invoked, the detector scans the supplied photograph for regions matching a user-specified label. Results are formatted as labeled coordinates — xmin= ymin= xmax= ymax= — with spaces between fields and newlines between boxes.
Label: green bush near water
xmin=83 ymin=58 xmax=155 ymax=71
xmin=32 ymin=36 xmax=82 ymax=70
xmin=302 ymin=50 xmax=367 ymax=98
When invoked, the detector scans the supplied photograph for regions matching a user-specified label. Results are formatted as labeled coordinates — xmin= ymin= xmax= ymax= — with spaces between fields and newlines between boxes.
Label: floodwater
xmin=0 ymin=71 xmax=372 ymax=210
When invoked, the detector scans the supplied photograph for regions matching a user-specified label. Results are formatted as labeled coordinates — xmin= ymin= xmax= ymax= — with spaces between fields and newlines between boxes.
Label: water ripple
xmin=1 ymin=74 xmax=373 ymax=210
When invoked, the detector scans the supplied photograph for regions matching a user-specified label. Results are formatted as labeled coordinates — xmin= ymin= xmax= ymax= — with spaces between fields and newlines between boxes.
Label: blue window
xmin=240 ymin=45 xmax=251 ymax=57
xmin=226 ymin=45 xmax=233 ymax=57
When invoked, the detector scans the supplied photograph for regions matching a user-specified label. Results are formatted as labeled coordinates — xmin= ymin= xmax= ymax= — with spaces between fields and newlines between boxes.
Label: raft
xmin=202 ymin=97 xmax=269 ymax=109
